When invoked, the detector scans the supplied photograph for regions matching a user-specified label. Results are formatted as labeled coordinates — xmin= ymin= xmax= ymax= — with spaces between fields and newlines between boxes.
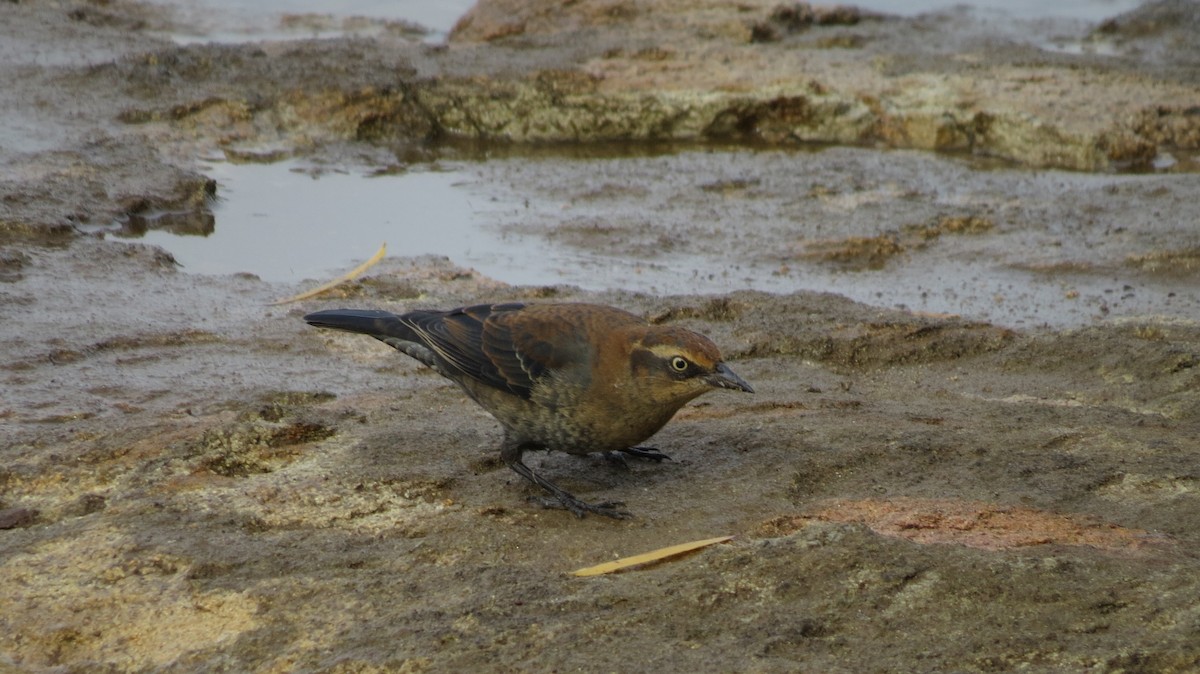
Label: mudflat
xmin=2 ymin=1 xmax=1198 ymax=671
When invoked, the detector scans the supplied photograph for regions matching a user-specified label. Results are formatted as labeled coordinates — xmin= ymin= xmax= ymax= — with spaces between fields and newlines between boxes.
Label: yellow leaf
xmin=571 ymin=535 xmax=733 ymax=577
xmin=270 ymin=242 xmax=387 ymax=305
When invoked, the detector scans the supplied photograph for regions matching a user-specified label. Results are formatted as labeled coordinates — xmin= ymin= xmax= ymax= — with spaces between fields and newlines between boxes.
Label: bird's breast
xmin=456 ymin=374 xmax=682 ymax=454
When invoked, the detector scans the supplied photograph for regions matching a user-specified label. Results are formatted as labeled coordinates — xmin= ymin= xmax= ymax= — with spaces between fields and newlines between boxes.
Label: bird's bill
xmin=707 ymin=362 xmax=754 ymax=393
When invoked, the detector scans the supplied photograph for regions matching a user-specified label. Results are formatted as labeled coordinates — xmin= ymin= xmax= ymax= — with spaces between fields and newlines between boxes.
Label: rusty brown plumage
xmin=304 ymin=302 xmax=753 ymax=518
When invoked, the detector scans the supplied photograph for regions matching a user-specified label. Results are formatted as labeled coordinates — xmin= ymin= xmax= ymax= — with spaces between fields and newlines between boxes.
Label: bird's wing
xmin=402 ymin=303 xmax=581 ymax=399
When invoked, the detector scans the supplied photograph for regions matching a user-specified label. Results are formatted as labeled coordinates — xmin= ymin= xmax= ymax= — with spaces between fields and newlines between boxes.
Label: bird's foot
xmin=602 ymin=451 xmax=631 ymax=470
xmin=619 ymin=446 xmax=672 ymax=462
xmin=603 ymin=446 xmax=672 ymax=470
xmin=504 ymin=450 xmax=633 ymax=519
xmin=529 ymin=494 xmax=631 ymax=520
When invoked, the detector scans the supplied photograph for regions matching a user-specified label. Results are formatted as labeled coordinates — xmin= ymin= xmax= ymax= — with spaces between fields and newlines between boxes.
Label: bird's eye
xmin=670 ymin=356 xmax=689 ymax=372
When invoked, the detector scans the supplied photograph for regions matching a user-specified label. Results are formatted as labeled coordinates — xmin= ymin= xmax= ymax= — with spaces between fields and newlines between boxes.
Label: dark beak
xmin=707 ymin=362 xmax=754 ymax=393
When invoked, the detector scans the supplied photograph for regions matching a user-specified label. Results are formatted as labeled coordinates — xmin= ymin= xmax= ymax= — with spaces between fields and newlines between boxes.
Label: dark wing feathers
xmin=477 ymin=320 xmax=533 ymax=395
xmin=403 ymin=308 xmax=494 ymax=382
xmin=306 ymin=303 xmax=591 ymax=399
xmin=441 ymin=306 xmax=539 ymax=396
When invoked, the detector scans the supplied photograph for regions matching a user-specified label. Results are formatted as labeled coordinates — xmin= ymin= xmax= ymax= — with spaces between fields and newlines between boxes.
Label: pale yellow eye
xmin=670 ymin=356 xmax=689 ymax=372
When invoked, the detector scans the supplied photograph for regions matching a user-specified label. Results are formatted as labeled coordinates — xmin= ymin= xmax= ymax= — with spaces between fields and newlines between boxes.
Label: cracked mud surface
xmin=2 ymin=0 xmax=1200 ymax=672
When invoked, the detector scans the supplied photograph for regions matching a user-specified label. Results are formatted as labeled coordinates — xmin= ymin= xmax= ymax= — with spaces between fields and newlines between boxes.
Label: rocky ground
xmin=2 ymin=0 xmax=1199 ymax=672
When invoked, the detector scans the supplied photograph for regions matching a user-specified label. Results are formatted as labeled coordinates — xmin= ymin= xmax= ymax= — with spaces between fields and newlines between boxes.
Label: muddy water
xmin=134 ymin=145 xmax=1199 ymax=329
xmin=150 ymin=0 xmax=1145 ymax=47
xmin=123 ymin=160 xmax=509 ymax=282
xmin=153 ymin=0 xmax=473 ymax=44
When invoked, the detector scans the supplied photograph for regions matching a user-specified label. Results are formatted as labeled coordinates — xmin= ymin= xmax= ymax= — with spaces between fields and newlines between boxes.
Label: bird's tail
xmin=303 ymin=309 xmax=415 ymax=340
xmin=305 ymin=309 xmax=448 ymax=370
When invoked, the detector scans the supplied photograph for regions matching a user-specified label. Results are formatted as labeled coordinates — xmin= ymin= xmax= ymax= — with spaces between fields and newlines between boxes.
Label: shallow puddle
xmin=130 ymin=159 xmax=542 ymax=283
xmin=152 ymin=0 xmax=474 ymax=44
xmin=146 ymin=0 xmax=1143 ymax=45
xmin=128 ymin=144 xmax=1198 ymax=330
xmin=859 ymin=0 xmax=1140 ymax=19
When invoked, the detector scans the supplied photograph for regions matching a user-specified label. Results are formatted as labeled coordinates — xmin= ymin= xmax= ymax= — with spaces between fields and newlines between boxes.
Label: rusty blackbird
xmin=305 ymin=302 xmax=753 ymax=518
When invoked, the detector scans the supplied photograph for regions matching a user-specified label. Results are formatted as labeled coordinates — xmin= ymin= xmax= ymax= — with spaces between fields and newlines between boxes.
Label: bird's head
xmin=628 ymin=325 xmax=754 ymax=404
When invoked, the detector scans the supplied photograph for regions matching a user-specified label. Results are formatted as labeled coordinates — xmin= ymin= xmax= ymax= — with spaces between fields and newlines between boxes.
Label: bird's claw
xmin=529 ymin=495 xmax=632 ymax=519
xmin=602 ymin=451 xmax=631 ymax=470
xmin=619 ymin=446 xmax=672 ymax=462
xmin=603 ymin=446 xmax=671 ymax=470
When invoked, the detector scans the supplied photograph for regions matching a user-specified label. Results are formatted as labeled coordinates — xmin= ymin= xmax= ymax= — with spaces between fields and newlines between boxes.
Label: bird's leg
xmin=618 ymin=446 xmax=672 ymax=462
xmin=500 ymin=441 xmax=631 ymax=519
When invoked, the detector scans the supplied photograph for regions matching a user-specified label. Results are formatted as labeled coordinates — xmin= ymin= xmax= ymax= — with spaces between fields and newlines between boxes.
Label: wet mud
xmin=2 ymin=0 xmax=1200 ymax=672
